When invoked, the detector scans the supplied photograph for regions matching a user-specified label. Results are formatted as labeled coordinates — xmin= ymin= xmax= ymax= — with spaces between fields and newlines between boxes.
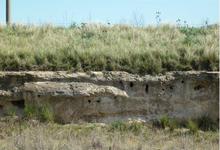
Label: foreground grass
xmin=0 ymin=24 xmax=219 ymax=74
xmin=0 ymin=118 xmax=218 ymax=150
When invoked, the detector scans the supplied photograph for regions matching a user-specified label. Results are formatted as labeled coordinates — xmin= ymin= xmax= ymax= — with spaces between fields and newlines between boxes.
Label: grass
xmin=4 ymin=106 xmax=17 ymax=117
xmin=0 ymin=23 xmax=218 ymax=74
xmin=153 ymin=115 xmax=219 ymax=133
xmin=24 ymin=104 xmax=54 ymax=122
xmin=0 ymin=118 xmax=218 ymax=150
xmin=197 ymin=116 xmax=219 ymax=131
xmin=109 ymin=120 xmax=143 ymax=134
xmin=187 ymin=120 xmax=199 ymax=134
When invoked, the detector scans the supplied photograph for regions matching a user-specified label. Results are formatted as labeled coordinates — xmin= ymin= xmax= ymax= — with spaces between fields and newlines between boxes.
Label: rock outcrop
xmin=0 ymin=71 xmax=219 ymax=123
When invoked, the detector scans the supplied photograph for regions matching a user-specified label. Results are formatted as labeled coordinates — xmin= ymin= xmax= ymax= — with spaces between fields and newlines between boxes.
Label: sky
xmin=0 ymin=0 xmax=219 ymax=26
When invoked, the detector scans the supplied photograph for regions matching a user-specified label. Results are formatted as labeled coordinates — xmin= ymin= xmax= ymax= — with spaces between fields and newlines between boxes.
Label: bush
xmin=160 ymin=116 xmax=170 ymax=129
xmin=109 ymin=121 xmax=144 ymax=134
xmin=39 ymin=105 xmax=54 ymax=122
xmin=24 ymin=105 xmax=38 ymax=118
xmin=197 ymin=116 xmax=219 ymax=131
xmin=109 ymin=121 xmax=128 ymax=132
xmin=153 ymin=116 xmax=178 ymax=131
xmin=5 ymin=106 xmax=16 ymax=117
xmin=187 ymin=120 xmax=198 ymax=134
xmin=153 ymin=115 xmax=219 ymax=133
xmin=128 ymin=121 xmax=143 ymax=134
xmin=168 ymin=119 xmax=178 ymax=132
xmin=24 ymin=104 xmax=54 ymax=122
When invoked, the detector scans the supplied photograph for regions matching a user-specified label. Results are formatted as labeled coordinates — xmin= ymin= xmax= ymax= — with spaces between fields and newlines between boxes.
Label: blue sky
xmin=0 ymin=0 xmax=219 ymax=26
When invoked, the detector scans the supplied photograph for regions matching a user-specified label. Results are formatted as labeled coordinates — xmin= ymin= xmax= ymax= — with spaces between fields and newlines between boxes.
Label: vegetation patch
xmin=0 ymin=24 xmax=218 ymax=74
xmin=109 ymin=121 xmax=144 ymax=134
xmin=24 ymin=104 xmax=54 ymax=122
xmin=187 ymin=120 xmax=199 ymax=134
xmin=0 ymin=118 xmax=218 ymax=150
xmin=153 ymin=115 xmax=219 ymax=133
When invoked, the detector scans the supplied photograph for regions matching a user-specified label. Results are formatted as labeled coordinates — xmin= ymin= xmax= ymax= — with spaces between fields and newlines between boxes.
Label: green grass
xmin=0 ymin=24 xmax=218 ymax=74
xmin=153 ymin=115 xmax=219 ymax=133
xmin=24 ymin=104 xmax=54 ymax=122
xmin=4 ymin=106 xmax=16 ymax=117
xmin=109 ymin=121 xmax=143 ymax=134
xmin=197 ymin=116 xmax=219 ymax=131
xmin=187 ymin=120 xmax=199 ymax=134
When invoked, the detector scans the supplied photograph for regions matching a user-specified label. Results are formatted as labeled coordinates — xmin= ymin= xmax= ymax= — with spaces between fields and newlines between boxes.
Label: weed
xmin=197 ymin=116 xmax=219 ymax=131
xmin=168 ymin=119 xmax=178 ymax=132
xmin=153 ymin=115 xmax=218 ymax=133
xmin=187 ymin=120 xmax=198 ymax=134
xmin=109 ymin=121 xmax=144 ymax=134
xmin=5 ymin=106 xmax=16 ymax=117
xmin=109 ymin=121 xmax=128 ymax=132
xmin=39 ymin=105 xmax=54 ymax=122
xmin=128 ymin=121 xmax=144 ymax=134
xmin=24 ymin=104 xmax=54 ymax=122
xmin=69 ymin=22 xmax=77 ymax=29
xmin=153 ymin=116 xmax=179 ymax=131
xmin=159 ymin=115 xmax=170 ymax=129
xmin=24 ymin=105 xmax=38 ymax=118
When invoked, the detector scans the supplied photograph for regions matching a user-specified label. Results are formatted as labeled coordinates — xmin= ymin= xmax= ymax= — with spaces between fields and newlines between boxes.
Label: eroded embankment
xmin=0 ymin=71 xmax=219 ymax=123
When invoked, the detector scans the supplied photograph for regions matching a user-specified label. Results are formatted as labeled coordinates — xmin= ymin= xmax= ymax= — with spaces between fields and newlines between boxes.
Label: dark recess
xmin=130 ymin=82 xmax=134 ymax=88
xmin=11 ymin=100 xmax=25 ymax=109
xmin=194 ymin=85 xmax=203 ymax=91
xmin=119 ymin=80 xmax=125 ymax=90
xmin=145 ymin=84 xmax=149 ymax=93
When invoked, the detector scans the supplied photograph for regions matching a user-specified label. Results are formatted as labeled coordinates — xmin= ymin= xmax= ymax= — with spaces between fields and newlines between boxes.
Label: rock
xmin=23 ymin=81 xmax=128 ymax=98
xmin=0 ymin=71 xmax=218 ymax=123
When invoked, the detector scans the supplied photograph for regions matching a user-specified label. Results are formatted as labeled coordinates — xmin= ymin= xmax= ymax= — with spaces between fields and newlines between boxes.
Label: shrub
xmin=153 ymin=116 xmax=178 ymax=131
xmin=109 ymin=121 xmax=144 ymax=134
xmin=24 ymin=105 xmax=38 ymax=118
xmin=153 ymin=115 xmax=218 ymax=133
xmin=39 ymin=105 xmax=54 ymax=122
xmin=168 ymin=119 xmax=178 ymax=132
xmin=24 ymin=104 xmax=54 ymax=122
xmin=128 ymin=121 xmax=144 ymax=134
xmin=69 ymin=22 xmax=77 ymax=29
xmin=197 ymin=116 xmax=219 ymax=131
xmin=5 ymin=106 xmax=16 ymax=117
xmin=160 ymin=116 xmax=170 ymax=129
xmin=109 ymin=121 xmax=128 ymax=132
xmin=187 ymin=120 xmax=198 ymax=134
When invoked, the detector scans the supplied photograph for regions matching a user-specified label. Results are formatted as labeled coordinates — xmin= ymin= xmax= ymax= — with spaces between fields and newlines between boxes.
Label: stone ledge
xmin=23 ymin=82 xmax=128 ymax=98
xmin=0 ymin=71 xmax=218 ymax=123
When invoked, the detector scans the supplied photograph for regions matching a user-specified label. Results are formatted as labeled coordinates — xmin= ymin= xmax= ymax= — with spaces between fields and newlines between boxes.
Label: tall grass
xmin=0 ymin=24 xmax=218 ymax=74
xmin=24 ymin=104 xmax=54 ymax=122
xmin=0 ymin=119 xmax=218 ymax=150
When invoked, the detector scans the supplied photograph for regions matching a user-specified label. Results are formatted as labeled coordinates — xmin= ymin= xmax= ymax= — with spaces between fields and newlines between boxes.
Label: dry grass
xmin=0 ymin=24 xmax=218 ymax=74
xmin=0 ymin=118 xmax=218 ymax=150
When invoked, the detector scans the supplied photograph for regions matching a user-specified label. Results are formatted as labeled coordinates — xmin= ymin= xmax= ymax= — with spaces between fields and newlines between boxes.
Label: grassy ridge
xmin=0 ymin=24 xmax=218 ymax=74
